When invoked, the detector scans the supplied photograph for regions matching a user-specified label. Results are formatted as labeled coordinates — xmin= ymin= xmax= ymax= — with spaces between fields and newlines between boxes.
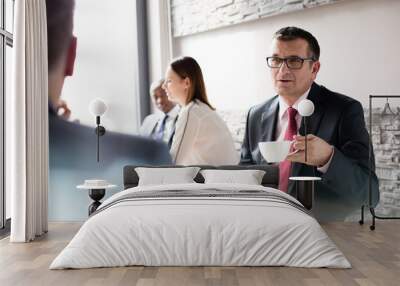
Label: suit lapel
xmin=149 ymin=113 xmax=163 ymax=137
xmin=255 ymin=97 xmax=279 ymax=164
xmin=150 ymin=121 xmax=158 ymax=136
xmin=261 ymin=96 xmax=279 ymax=142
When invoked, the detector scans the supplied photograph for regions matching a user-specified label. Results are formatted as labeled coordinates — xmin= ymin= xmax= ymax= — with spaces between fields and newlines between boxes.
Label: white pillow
xmin=135 ymin=167 xmax=200 ymax=186
xmin=200 ymin=169 xmax=266 ymax=185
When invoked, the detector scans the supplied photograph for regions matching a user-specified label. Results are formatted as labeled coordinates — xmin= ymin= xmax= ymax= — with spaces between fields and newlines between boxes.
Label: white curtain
xmin=9 ymin=0 xmax=48 ymax=242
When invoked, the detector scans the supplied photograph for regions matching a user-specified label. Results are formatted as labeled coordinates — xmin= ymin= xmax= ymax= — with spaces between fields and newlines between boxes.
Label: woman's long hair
xmin=170 ymin=56 xmax=214 ymax=110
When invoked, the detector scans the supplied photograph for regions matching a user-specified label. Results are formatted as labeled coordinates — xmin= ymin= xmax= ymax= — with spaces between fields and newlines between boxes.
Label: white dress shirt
xmin=275 ymin=91 xmax=309 ymax=142
xmin=275 ymin=89 xmax=333 ymax=173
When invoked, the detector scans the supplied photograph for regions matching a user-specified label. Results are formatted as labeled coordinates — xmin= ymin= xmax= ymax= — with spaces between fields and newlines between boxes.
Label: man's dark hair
xmin=273 ymin=26 xmax=320 ymax=60
xmin=46 ymin=0 xmax=75 ymax=71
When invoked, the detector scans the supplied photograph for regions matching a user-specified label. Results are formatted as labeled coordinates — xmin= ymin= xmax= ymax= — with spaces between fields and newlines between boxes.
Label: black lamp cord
xmin=96 ymin=116 xmax=100 ymax=162
xmin=304 ymin=117 xmax=308 ymax=163
xmin=302 ymin=117 xmax=317 ymax=178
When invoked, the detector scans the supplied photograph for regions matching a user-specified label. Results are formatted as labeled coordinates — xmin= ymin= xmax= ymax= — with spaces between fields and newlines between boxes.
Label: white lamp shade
xmin=298 ymin=99 xmax=315 ymax=117
xmin=89 ymin=98 xmax=107 ymax=116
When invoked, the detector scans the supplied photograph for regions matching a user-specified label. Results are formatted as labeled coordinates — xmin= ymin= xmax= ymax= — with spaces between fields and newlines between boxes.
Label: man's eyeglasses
xmin=266 ymin=56 xmax=315 ymax=70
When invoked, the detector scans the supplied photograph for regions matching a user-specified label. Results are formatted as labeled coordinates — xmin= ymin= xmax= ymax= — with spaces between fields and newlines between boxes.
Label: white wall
xmin=173 ymin=0 xmax=400 ymax=110
xmin=61 ymin=0 xmax=139 ymax=134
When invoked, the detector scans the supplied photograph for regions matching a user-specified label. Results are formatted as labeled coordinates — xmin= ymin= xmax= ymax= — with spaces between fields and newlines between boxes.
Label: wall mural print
xmin=47 ymin=0 xmax=383 ymax=223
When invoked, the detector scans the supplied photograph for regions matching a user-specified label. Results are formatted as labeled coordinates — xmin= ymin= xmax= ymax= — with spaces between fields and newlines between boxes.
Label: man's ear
xmin=311 ymin=60 xmax=320 ymax=80
xmin=312 ymin=60 xmax=320 ymax=75
xmin=65 ymin=36 xmax=77 ymax=76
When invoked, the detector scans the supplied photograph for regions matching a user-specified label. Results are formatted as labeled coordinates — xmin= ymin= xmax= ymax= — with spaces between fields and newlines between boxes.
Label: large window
xmin=0 ymin=0 xmax=14 ymax=232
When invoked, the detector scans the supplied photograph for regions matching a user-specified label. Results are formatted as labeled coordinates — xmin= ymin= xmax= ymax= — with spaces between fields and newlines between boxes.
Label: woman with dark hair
xmin=163 ymin=56 xmax=238 ymax=165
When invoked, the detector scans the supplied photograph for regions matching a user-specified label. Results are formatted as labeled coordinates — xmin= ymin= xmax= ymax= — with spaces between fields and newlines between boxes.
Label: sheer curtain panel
xmin=9 ymin=0 xmax=48 ymax=242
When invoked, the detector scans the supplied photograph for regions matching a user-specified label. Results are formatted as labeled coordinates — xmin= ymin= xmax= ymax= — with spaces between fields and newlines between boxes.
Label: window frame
xmin=0 ymin=0 xmax=14 ymax=233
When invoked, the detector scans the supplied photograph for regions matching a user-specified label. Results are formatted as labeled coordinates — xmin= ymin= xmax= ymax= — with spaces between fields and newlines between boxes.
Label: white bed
xmin=50 ymin=183 xmax=350 ymax=269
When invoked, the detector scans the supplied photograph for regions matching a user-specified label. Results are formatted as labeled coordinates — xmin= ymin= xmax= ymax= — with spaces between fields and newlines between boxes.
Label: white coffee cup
xmin=258 ymin=141 xmax=292 ymax=163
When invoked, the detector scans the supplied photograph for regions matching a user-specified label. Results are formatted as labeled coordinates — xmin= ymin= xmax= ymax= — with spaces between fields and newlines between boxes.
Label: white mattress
xmin=50 ymin=183 xmax=350 ymax=269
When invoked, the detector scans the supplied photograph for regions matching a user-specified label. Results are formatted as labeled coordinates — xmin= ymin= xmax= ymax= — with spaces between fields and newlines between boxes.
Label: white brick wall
xmin=171 ymin=0 xmax=345 ymax=37
xmin=367 ymin=108 xmax=400 ymax=217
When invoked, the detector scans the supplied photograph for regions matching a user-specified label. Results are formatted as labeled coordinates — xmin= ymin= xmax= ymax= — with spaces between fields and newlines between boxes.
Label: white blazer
xmin=170 ymin=100 xmax=239 ymax=165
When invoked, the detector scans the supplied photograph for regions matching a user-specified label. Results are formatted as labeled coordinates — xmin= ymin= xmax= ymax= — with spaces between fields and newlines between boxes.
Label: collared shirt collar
xmin=278 ymin=88 xmax=311 ymax=119
xmin=166 ymin=104 xmax=180 ymax=119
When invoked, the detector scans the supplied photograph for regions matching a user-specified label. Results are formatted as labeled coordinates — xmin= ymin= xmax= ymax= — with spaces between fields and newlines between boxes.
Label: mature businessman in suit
xmin=240 ymin=27 xmax=379 ymax=221
xmin=140 ymin=79 xmax=179 ymax=147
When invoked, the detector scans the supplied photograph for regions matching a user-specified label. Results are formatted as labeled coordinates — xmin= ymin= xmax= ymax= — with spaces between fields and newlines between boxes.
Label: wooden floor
xmin=0 ymin=221 xmax=399 ymax=286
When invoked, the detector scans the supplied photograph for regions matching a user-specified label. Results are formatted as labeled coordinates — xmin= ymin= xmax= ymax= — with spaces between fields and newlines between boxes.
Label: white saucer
xmin=289 ymin=176 xmax=321 ymax=181
xmin=77 ymin=184 xmax=117 ymax=190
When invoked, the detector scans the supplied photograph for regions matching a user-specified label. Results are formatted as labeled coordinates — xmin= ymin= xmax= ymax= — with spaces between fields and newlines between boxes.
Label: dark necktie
xmin=167 ymin=115 xmax=179 ymax=149
xmin=279 ymin=107 xmax=298 ymax=193
xmin=153 ymin=114 xmax=168 ymax=141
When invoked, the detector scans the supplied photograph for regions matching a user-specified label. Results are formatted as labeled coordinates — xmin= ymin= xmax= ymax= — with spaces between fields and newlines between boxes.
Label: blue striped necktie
xmin=153 ymin=114 xmax=168 ymax=141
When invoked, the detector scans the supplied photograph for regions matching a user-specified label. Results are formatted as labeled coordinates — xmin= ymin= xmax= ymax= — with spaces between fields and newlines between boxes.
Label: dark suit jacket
xmin=49 ymin=109 xmax=172 ymax=221
xmin=240 ymin=82 xmax=379 ymax=221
